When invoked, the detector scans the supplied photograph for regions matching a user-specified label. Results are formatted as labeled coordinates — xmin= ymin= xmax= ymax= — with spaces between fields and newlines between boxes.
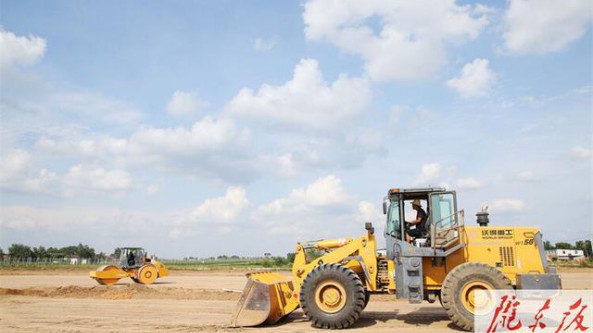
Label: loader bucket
xmin=230 ymin=272 xmax=298 ymax=327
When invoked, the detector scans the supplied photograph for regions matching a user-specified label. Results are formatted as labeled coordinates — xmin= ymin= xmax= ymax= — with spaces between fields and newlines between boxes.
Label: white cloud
xmin=0 ymin=149 xmax=32 ymax=185
xmin=170 ymin=187 xmax=248 ymax=237
xmin=125 ymin=117 xmax=244 ymax=156
xmin=63 ymin=165 xmax=133 ymax=193
xmin=0 ymin=205 xmax=70 ymax=231
xmin=225 ymin=58 xmax=371 ymax=130
xmin=357 ymin=201 xmax=380 ymax=223
xmin=569 ymin=146 xmax=593 ymax=160
xmin=446 ymin=58 xmax=496 ymax=98
xmin=24 ymin=169 xmax=59 ymax=192
xmin=303 ymin=0 xmax=489 ymax=82
xmin=166 ymin=90 xmax=210 ymax=117
xmin=38 ymin=116 xmax=248 ymax=161
xmin=0 ymin=205 xmax=171 ymax=237
xmin=48 ymin=92 xmax=143 ymax=127
xmin=0 ymin=149 xmax=59 ymax=193
xmin=254 ymin=36 xmax=279 ymax=51
xmin=414 ymin=163 xmax=442 ymax=186
xmin=514 ymin=170 xmax=538 ymax=182
xmin=388 ymin=105 xmax=406 ymax=130
xmin=0 ymin=28 xmax=46 ymax=70
xmin=1 ymin=149 xmax=131 ymax=195
xmin=255 ymin=175 xmax=350 ymax=217
xmin=188 ymin=186 xmax=248 ymax=222
xmin=489 ymin=199 xmax=526 ymax=213
xmin=503 ymin=0 xmax=592 ymax=54
xmin=36 ymin=137 xmax=97 ymax=157
xmin=35 ymin=116 xmax=254 ymax=183
xmin=456 ymin=177 xmax=483 ymax=190
xmin=145 ymin=183 xmax=160 ymax=195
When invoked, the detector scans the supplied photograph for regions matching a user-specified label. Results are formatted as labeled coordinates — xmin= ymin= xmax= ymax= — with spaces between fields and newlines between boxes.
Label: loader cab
xmin=383 ymin=187 xmax=462 ymax=253
xmin=119 ymin=247 xmax=145 ymax=268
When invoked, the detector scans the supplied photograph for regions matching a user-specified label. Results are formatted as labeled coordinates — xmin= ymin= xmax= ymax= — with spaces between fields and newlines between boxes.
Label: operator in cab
xmin=405 ymin=199 xmax=427 ymax=242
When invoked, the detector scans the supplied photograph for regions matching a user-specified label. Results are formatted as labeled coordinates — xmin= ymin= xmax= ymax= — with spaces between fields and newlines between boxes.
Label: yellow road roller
xmin=89 ymin=247 xmax=168 ymax=285
xmin=231 ymin=187 xmax=561 ymax=331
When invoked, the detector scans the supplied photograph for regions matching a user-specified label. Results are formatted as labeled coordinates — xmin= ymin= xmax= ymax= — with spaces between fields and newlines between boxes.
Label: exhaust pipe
xmin=476 ymin=205 xmax=489 ymax=227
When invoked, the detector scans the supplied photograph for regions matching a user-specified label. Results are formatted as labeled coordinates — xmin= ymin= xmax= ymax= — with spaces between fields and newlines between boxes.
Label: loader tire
xmin=300 ymin=263 xmax=366 ymax=329
xmin=363 ymin=291 xmax=371 ymax=310
xmin=441 ymin=262 xmax=512 ymax=331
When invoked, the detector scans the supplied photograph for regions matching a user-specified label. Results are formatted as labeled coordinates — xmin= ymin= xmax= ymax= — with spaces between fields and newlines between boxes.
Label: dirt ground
xmin=0 ymin=268 xmax=591 ymax=332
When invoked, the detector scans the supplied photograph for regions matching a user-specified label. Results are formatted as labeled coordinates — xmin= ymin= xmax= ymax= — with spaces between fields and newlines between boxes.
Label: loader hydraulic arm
xmin=291 ymin=224 xmax=379 ymax=295
xmin=231 ymin=224 xmax=379 ymax=327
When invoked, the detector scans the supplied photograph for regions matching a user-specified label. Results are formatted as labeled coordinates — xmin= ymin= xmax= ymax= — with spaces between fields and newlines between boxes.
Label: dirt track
xmin=0 ymin=268 xmax=591 ymax=332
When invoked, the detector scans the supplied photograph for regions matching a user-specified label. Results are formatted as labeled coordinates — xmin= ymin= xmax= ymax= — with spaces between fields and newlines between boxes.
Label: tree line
xmin=0 ymin=243 xmax=107 ymax=262
xmin=544 ymin=240 xmax=592 ymax=258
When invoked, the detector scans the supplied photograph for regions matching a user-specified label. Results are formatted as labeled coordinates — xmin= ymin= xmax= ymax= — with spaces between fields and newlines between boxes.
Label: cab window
xmin=430 ymin=192 xmax=455 ymax=229
xmin=386 ymin=201 xmax=401 ymax=239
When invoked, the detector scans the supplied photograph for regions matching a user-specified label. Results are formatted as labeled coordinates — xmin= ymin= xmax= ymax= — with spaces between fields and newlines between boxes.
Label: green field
xmin=1 ymin=258 xmax=590 ymax=271
xmin=0 ymin=257 xmax=291 ymax=271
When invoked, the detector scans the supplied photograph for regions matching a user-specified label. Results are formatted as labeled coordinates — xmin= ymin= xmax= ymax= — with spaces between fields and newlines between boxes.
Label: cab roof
xmin=388 ymin=187 xmax=447 ymax=197
xmin=387 ymin=187 xmax=447 ymax=195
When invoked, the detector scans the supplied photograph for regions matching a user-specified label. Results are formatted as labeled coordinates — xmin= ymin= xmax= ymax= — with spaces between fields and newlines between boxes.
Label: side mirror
xmin=382 ymin=200 xmax=387 ymax=215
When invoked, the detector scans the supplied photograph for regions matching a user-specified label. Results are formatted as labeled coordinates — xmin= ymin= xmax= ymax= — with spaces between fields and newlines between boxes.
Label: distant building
xmin=546 ymin=249 xmax=585 ymax=261
xmin=65 ymin=255 xmax=81 ymax=264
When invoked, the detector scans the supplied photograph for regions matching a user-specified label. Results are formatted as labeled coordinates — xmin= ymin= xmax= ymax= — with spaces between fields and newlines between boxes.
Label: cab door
xmin=429 ymin=191 xmax=460 ymax=248
xmin=384 ymin=199 xmax=403 ymax=259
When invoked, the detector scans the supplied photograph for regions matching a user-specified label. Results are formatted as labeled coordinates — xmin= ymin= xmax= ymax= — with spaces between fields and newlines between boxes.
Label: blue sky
xmin=1 ymin=0 xmax=592 ymax=258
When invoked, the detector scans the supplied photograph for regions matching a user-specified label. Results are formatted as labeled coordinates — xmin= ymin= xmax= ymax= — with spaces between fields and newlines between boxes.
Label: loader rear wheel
xmin=441 ymin=262 xmax=512 ymax=331
xmin=300 ymin=263 xmax=365 ymax=329
xmin=137 ymin=265 xmax=158 ymax=285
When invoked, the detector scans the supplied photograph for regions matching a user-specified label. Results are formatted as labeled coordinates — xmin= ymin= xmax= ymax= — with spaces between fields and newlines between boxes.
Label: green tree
xmin=96 ymin=252 xmax=107 ymax=261
xmin=575 ymin=240 xmax=592 ymax=258
xmin=273 ymin=256 xmax=287 ymax=266
xmin=286 ymin=252 xmax=296 ymax=263
xmin=113 ymin=247 xmax=122 ymax=258
xmin=554 ymin=242 xmax=573 ymax=250
xmin=75 ymin=243 xmax=95 ymax=258
xmin=543 ymin=240 xmax=554 ymax=250
xmin=60 ymin=245 xmax=78 ymax=256
xmin=305 ymin=248 xmax=325 ymax=263
xmin=9 ymin=244 xmax=33 ymax=261
xmin=47 ymin=247 xmax=63 ymax=259
xmin=32 ymin=246 xmax=48 ymax=260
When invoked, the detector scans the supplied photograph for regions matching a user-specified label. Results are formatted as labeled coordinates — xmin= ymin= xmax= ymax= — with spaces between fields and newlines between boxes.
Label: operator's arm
xmin=407 ymin=209 xmax=426 ymax=225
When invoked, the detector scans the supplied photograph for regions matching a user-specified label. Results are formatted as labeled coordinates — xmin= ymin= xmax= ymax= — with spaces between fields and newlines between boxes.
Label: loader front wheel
xmin=363 ymin=291 xmax=371 ymax=310
xmin=441 ymin=262 xmax=512 ymax=331
xmin=300 ymin=263 xmax=365 ymax=329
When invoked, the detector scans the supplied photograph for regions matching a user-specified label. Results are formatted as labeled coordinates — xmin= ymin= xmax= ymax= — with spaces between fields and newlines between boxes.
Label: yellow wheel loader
xmin=89 ymin=247 xmax=168 ymax=285
xmin=231 ymin=187 xmax=561 ymax=331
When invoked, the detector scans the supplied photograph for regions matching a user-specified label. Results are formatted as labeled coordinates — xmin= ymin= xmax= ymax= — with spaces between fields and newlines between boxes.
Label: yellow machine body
xmin=231 ymin=219 xmax=555 ymax=329
xmin=422 ymin=225 xmax=546 ymax=289
xmin=89 ymin=248 xmax=168 ymax=285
